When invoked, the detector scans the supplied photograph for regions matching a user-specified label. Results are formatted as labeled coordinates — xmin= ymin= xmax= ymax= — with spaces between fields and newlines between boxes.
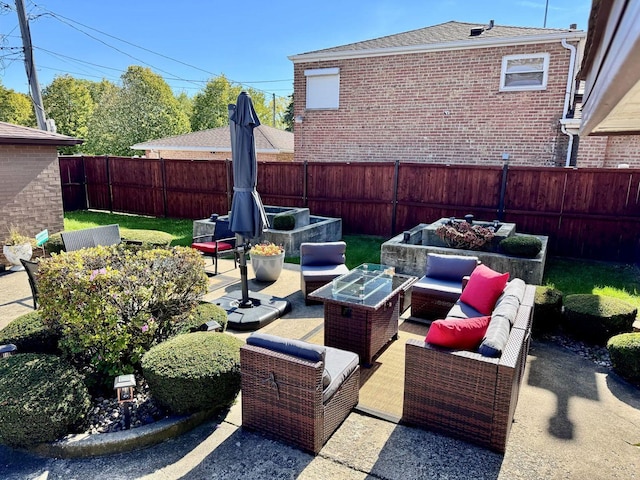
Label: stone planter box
xmin=382 ymin=224 xmax=548 ymax=285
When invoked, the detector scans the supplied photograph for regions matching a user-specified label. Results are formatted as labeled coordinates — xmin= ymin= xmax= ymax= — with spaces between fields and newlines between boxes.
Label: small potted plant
xmin=3 ymin=228 xmax=35 ymax=271
xmin=249 ymin=242 xmax=285 ymax=282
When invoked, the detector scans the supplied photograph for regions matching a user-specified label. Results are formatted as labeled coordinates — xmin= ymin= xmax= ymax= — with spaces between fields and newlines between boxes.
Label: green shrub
xmin=172 ymin=302 xmax=228 ymax=336
xmin=500 ymin=235 xmax=542 ymax=258
xmin=0 ymin=354 xmax=91 ymax=447
xmin=272 ymin=214 xmax=296 ymax=231
xmin=0 ymin=311 xmax=60 ymax=354
xmin=607 ymin=333 xmax=640 ymax=384
xmin=120 ymin=228 xmax=174 ymax=247
xmin=563 ymin=294 xmax=637 ymax=345
xmin=44 ymin=232 xmax=64 ymax=255
xmin=142 ymin=332 xmax=243 ymax=415
xmin=37 ymin=244 xmax=208 ymax=391
xmin=533 ymin=286 xmax=563 ymax=334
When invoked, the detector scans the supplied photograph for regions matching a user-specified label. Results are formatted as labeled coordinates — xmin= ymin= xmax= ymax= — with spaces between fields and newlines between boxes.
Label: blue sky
xmin=1 ymin=0 xmax=592 ymax=101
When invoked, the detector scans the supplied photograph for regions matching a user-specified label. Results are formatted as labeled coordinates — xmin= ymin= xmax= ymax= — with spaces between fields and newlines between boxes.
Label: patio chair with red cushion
xmin=191 ymin=221 xmax=237 ymax=275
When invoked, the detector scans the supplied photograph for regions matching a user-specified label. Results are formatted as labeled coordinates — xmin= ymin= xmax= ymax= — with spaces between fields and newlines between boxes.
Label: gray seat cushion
xmin=322 ymin=346 xmax=359 ymax=403
xmin=301 ymin=264 xmax=350 ymax=283
xmin=447 ymin=300 xmax=484 ymax=319
xmin=413 ymin=276 xmax=463 ymax=301
xmin=246 ymin=333 xmax=326 ymax=362
xmin=300 ymin=242 xmax=346 ymax=267
xmin=478 ymin=279 xmax=525 ymax=357
xmin=425 ymin=253 xmax=479 ymax=282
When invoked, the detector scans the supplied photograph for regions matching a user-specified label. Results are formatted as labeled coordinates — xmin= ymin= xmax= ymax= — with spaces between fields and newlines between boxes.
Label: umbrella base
xmin=210 ymin=290 xmax=291 ymax=331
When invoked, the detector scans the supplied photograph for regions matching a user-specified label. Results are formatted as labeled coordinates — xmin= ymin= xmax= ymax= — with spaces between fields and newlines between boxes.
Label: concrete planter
xmin=3 ymin=243 xmax=32 ymax=271
xmin=251 ymin=251 xmax=285 ymax=282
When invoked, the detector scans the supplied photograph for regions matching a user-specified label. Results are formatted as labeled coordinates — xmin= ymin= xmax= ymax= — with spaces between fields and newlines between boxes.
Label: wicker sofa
xmin=403 ymin=279 xmax=535 ymax=453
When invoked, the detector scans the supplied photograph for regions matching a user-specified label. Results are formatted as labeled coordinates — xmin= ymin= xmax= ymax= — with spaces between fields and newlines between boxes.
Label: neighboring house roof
xmin=0 ymin=121 xmax=83 ymax=146
xmin=131 ymin=125 xmax=294 ymax=154
xmin=289 ymin=20 xmax=585 ymax=62
xmin=579 ymin=0 xmax=640 ymax=135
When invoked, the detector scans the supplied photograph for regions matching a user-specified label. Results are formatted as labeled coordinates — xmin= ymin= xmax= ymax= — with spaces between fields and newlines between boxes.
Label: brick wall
xmin=576 ymin=135 xmax=640 ymax=168
xmin=0 ymin=144 xmax=64 ymax=243
xmin=293 ymin=43 xmax=576 ymax=166
xmin=144 ymin=150 xmax=294 ymax=162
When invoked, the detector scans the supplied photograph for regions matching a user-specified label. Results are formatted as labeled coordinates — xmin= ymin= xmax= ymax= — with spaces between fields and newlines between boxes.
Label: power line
xmin=29 ymin=3 xmax=291 ymax=99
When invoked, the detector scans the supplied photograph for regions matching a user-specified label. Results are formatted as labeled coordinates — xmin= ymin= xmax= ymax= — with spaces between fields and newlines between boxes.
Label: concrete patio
xmin=1 ymin=259 xmax=639 ymax=479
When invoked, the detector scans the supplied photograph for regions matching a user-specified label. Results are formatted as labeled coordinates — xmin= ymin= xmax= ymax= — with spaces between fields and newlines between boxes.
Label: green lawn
xmin=63 ymin=211 xmax=640 ymax=311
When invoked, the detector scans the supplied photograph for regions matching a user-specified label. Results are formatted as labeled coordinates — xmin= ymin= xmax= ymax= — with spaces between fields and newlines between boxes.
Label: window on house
xmin=500 ymin=53 xmax=550 ymax=91
xmin=305 ymin=68 xmax=340 ymax=109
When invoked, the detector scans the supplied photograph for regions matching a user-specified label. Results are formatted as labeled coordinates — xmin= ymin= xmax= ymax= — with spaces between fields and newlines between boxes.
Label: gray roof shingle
xmin=294 ymin=21 xmax=583 ymax=57
xmin=0 ymin=121 xmax=83 ymax=146
xmin=131 ymin=124 xmax=293 ymax=153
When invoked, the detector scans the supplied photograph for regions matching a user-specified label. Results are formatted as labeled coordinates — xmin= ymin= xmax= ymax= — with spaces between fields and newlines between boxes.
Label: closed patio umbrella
xmin=228 ymin=92 xmax=268 ymax=307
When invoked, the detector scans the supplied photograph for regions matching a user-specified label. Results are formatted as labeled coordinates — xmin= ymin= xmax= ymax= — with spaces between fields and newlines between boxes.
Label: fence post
xmin=226 ymin=159 xmax=233 ymax=212
xmin=391 ymin=160 xmax=400 ymax=235
xmin=498 ymin=162 xmax=508 ymax=221
xmin=106 ymin=155 xmax=113 ymax=213
xmin=303 ymin=160 xmax=308 ymax=207
xmin=81 ymin=155 xmax=88 ymax=210
xmin=160 ymin=157 xmax=168 ymax=218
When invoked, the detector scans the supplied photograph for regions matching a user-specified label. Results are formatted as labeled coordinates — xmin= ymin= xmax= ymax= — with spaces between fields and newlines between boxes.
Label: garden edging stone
xmin=30 ymin=408 xmax=217 ymax=458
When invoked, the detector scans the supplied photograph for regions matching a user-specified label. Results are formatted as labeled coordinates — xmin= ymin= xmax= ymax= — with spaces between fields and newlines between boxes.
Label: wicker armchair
xmin=240 ymin=333 xmax=359 ymax=454
xmin=403 ymin=284 xmax=535 ymax=453
xmin=20 ymin=259 xmax=39 ymax=309
xmin=410 ymin=253 xmax=479 ymax=320
xmin=300 ymin=241 xmax=349 ymax=305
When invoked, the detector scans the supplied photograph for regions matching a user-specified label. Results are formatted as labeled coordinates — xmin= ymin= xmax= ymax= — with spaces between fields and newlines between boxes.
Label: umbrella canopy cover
xmin=229 ymin=92 xmax=268 ymax=240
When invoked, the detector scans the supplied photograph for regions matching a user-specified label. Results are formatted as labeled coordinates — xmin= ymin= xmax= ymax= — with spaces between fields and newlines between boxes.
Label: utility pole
xmin=15 ymin=0 xmax=48 ymax=130
xmin=272 ymin=93 xmax=276 ymax=127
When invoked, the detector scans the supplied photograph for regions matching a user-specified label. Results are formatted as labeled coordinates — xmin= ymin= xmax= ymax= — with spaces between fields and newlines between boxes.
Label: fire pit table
xmin=309 ymin=264 xmax=417 ymax=366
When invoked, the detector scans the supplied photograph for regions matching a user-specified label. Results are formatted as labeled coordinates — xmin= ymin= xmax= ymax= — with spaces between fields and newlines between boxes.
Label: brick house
xmin=289 ymin=20 xmax=640 ymax=168
xmin=130 ymin=125 xmax=294 ymax=162
xmin=1 ymin=122 xmax=82 ymax=245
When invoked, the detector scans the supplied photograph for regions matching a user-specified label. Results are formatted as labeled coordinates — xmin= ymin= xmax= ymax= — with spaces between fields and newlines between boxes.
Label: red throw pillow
xmin=459 ymin=265 xmax=509 ymax=315
xmin=425 ymin=316 xmax=491 ymax=350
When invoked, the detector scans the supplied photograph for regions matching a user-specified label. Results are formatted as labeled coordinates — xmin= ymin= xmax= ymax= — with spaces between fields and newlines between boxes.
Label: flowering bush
xmin=436 ymin=220 xmax=495 ymax=250
xmin=249 ymin=242 xmax=283 ymax=256
xmin=37 ymin=244 xmax=208 ymax=392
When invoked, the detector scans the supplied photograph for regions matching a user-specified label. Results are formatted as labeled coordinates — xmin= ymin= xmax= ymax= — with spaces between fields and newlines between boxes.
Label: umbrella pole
xmin=238 ymin=238 xmax=252 ymax=308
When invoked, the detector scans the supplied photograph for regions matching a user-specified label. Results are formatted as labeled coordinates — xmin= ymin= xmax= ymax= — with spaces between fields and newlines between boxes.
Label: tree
xmin=0 ymin=82 xmax=36 ymax=127
xmin=283 ymin=94 xmax=294 ymax=132
xmin=87 ymin=66 xmax=190 ymax=156
xmin=42 ymin=75 xmax=94 ymax=153
xmin=191 ymin=75 xmax=242 ymax=131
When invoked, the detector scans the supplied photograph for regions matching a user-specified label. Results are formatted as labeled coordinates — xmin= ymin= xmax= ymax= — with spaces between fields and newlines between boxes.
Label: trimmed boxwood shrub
xmin=172 ymin=302 xmax=229 ymax=336
xmin=0 ymin=354 xmax=91 ymax=447
xmin=120 ymin=228 xmax=174 ymax=247
xmin=272 ymin=214 xmax=295 ymax=231
xmin=607 ymin=333 xmax=640 ymax=384
xmin=533 ymin=286 xmax=563 ymax=334
xmin=563 ymin=294 xmax=637 ymax=345
xmin=142 ymin=332 xmax=243 ymax=415
xmin=500 ymin=235 xmax=542 ymax=258
xmin=0 ymin=311 xmax=60 ymax=354
xmin=44 ymin=232 xmax=64 ymax=255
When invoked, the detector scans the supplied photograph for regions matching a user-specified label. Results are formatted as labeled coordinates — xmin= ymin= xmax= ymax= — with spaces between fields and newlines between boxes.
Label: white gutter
xmin=289 ymin=31 xmax=586 ymax=63
xmin=560 ymin=38 xmax=578 ymax=167
xmin=129 ymin=145 xmax=287 ymax=154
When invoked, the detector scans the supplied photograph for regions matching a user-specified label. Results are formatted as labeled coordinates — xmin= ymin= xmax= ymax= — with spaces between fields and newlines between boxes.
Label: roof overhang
xmin=579 ymin=0 xmax=640 ymax=135
xmin=130 ymin=145 xmax=289 ymax=154
xmin=289 ymin=31 xmax=585 ymax=63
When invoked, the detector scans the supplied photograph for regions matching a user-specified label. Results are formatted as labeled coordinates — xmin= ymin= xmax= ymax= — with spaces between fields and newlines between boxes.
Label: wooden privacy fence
xmin=59 ymin=156 xmax=640 ymax=262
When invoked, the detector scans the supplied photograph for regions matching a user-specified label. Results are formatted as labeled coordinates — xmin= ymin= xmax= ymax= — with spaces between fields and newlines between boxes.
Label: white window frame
xmin=500 ymin=53 xmax=550 ymax=92
xmin=305 ymin=68 xmax=340 ymax=110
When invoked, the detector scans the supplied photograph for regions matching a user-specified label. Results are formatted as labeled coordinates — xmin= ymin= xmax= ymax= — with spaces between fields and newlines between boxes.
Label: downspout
xmin=561 ymin=38 xmax=577 ymax=167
